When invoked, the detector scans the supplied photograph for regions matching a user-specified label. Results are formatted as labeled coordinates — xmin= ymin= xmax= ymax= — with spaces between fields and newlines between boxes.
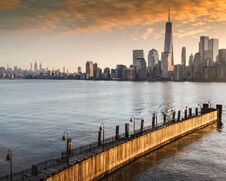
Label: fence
xmin=0 ymin=107 xmax=213 ymax=181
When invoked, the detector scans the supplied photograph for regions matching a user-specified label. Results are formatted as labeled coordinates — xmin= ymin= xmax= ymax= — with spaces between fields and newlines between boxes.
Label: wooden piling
xmin=177 ymin=111 xmax=181 ymax=121
xmin=98 ymin=127 xmax=102 ymax=146
xmin=125 ymin=123 xmax=129 ymax=138
xmin=140 ymin=120 xmax=144 ymax=132
xmin=115 ymin=126 xmax=119 ymax=140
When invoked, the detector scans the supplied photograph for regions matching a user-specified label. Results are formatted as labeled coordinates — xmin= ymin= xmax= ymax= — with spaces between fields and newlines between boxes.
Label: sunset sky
xmin=0 ymin=0 xmax=226 ymax=72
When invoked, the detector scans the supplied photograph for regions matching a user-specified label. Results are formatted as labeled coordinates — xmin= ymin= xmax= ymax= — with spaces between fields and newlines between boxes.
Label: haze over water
xmin=0 ymin=80 xmax=226 ymax=180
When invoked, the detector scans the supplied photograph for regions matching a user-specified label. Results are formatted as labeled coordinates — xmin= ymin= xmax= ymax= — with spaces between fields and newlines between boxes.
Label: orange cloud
xmin=1 ymin=0 xmax=226 ymax=37
xmin=0 ymin=0 xmax=20 ymax=10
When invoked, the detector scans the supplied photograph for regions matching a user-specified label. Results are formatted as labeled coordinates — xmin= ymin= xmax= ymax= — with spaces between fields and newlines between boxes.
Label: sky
xmin=0 ymin=0 xmax=226 ymax=72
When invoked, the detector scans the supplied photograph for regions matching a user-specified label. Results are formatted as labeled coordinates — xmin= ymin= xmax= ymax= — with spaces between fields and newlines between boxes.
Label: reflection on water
xmin=1 ymin=80 xmax=226 ymax=179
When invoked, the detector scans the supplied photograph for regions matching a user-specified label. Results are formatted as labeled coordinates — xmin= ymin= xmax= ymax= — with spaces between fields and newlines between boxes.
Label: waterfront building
xmin=148 ymin=49 xmax=159 ymax=76
xmin=94 ymin=63 xmax=98 ymax=79
xmin=134 ymin=58 xmax=146 ymax=80
xmin=127 ymin=67 xmax=136 ymax=80
xmin=110 ymin=69 xmax=116 ymax=79
xmin=208 ymin=38 xmax=219 ymax=62
xmin=122 ymin=68 xmax=128 ymax=80
xmin=30 ymin=63 xmax=33 ymax=72
xmin=116 ymin=64 xmax=127 ymax=80
xmin=39 ymin=63 xmax=42 ymax=71
xmin=161 ymin=9 xmax=174 ymax=79
xmin=133 ymin=50 xmax=144 ymax=66
xmin=174 ymin=64 xmax=183 ymax=81
xmin=77 ymin=66 xmax=82 ymax=74
xmin=34 ymin=61 xmax=38 ymax=73
xmin=218 ymin=49 xmax=226 ymax=67
xmin=103 ymin=68 xmax=110 ymax=80
xmin=181 ymin=47 xmax=186 ymax=79
xmin=86 ymin=61 xmax=94 ymax=79
xmin=96 ymin=67 xmax=102 ymax=79
xmin=189 ymin=54 xmax=194 ymax=66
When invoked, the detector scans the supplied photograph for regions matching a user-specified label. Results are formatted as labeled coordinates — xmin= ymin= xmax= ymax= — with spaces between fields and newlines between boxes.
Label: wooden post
xmin=140 ymin=119 xmax=144 ymax=132
xmin=177 ymin=111 xmax=181 ymax=121
xmin=125 ymin=123 xmax=129 ymax=138
xmin=184 ymin=109 xmax=187 ymax=119
xmin=98 ymin=126 xmax=102 ymax=146
xmin=172 ymin=111 xmax=176 ymax=122
xmin=189 ymin=108 xmax=192 ymax=118
xmin=163 ymin=114 xmax=166 ymax=123
xmin=155 ymin=114 xmax=158 ymax=127
xmin=152 ymin=114 xmax=155 ymax=128
xmin=115 ymin=125 xmax=119 ymax=140
xmin=216 ymin=104 xmax=223 ymax=121
xmin=195 ymin=108 xmax=198 ymax=116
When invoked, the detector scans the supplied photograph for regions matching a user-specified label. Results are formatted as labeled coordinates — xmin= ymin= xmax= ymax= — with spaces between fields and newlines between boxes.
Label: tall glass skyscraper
xmin=161 ymin=9 xmax=174 ymax=78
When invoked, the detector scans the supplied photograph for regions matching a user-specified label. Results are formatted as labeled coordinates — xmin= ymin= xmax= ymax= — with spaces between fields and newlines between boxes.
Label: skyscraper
xmin=39 ymin=63 xmax=42 ymax=71
xmin=199 ymin=36 xmax=219 ymax=66
xmin=181 ymin=47 xmax=186 ymax=79
xmin=189 ymin=54 xmax=194 ymax=66
xmin=34 ymin=61 xmax=38 ymax=73
xmin=148 ymin=49 xmax=159 ymax=72
xmin=208 ymin=38 xmax=219 ymax=62
xmin=181 ymin=47 xmax=186 ymax=66
xmin=161 ymin=9 xmax=174 ymax=78
xmin=133 ymin=50 xmax=144 ymax=66
xmin=86 ymin=61 xmax=94 ymax=79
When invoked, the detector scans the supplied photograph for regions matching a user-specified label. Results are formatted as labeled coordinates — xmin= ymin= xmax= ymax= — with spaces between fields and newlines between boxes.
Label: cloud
xmin=0 ymin=0 xmax=226 ymax=37
xmin=142 ymin=27 xmax=154 ymax=39
xmin=0 ymin=0 xmax=20 ymax=10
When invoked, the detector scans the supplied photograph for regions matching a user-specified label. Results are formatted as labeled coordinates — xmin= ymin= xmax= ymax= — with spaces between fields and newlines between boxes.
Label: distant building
xmin=174 ymin=64 xmax=183 ymax=81
xmin=134 ymin=58 xmax=146 ymax=80
xmin=77 ymin=67 xmax=82 ymax=74
xmin=133 ymin=50 xmax=144 ymax=66
xmin=218 ymin=49 xmax=226 ymax=67
xmin=39 ymin=63 xmax=42 ymax=71
xmin=181 ymin=47 xmax=186 ymax=79
xmin=96 ymin=67 xmax=102 ymax=79
xmin=189 ymin=54 xmax=194 ymax=66
xmin=103 ymin=68 xmax=110 ymax=80
xmin=199 ymin=36 xmax=219 ymax=66
xmin=148 ymin=49 xmax=159 ymax=76
xmin=93 ymin=63 xmax=98 ymax=79
xmin=110 ymin=69 xmax=116 ymax=79
xmin=127 ymin=67 xmax=135 ymax=80
xmin=86 ymin=61 xmax=94 ymax=79
xmin=116 ymin=65 xmax=127 ymax=79
xmin=161 ymin=9 xmax=174 ymax=79
xmin=34 ymin=61 xmax=38 ymax=73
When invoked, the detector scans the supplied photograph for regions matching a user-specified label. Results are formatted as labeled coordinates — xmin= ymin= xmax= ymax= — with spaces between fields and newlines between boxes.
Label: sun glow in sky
xmin=0 ymin=0 xmax=226 ymax=71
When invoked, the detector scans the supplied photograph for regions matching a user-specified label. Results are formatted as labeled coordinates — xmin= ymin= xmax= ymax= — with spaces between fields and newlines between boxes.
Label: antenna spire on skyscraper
xmin=168 ymin=8 xmax=171 ymax=22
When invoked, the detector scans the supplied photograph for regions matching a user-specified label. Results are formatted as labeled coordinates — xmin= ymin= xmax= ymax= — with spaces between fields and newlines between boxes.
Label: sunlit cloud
xmin=0 ymin=0 xmax=20 ymax=10
xmin=0 ymin=0 xmax=226 ymax=38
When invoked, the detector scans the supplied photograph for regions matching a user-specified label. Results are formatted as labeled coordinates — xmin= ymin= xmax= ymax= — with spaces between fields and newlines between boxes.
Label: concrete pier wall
xmin=46 ymin=110 xmax=218 ymax=181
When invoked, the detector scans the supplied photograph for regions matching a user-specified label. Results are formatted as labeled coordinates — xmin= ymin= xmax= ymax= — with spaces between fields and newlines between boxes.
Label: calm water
xmin=0 ymin=80 xmax=226 ymax=180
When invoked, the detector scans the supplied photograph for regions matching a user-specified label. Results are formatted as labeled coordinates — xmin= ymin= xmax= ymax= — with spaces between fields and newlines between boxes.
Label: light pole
xmin=5 ymin=150 xmax=13 ymax=181
xmin=100 ymin=123 xmax=105 ymax=150
xmin=62 ymin=132 xmax=71 ymax=166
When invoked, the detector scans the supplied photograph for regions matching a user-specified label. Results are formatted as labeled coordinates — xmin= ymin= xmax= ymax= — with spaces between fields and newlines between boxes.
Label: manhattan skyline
xmin=0 ymin=1 xmax=226 ymax=71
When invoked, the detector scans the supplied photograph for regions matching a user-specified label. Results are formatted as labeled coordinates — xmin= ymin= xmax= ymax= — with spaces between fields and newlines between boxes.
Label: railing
xmin=0 ymin=108 xmax=216 ymax=181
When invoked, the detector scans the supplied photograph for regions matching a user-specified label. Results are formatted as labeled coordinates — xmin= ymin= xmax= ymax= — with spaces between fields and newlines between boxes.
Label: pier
xmin=0 ymin=103 xmax=222 ymax=181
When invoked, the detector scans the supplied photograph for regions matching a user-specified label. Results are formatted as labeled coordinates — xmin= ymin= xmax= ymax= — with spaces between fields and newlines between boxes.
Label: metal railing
xmin=0 ymin=108 xmax=215 ymax=181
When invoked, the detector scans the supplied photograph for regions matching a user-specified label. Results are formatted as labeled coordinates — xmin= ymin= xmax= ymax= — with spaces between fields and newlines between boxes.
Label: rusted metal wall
xmin=46 ymin=111 xmax=217 ymax=181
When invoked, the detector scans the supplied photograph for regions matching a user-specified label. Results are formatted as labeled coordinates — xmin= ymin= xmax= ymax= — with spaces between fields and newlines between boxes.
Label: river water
xmin=0 ymin=80 xmax=226 ymax=180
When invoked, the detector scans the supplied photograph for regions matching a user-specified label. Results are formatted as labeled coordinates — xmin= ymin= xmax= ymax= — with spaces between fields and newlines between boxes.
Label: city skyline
xmin=0 ymin=1 xmax=226 ymax=71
